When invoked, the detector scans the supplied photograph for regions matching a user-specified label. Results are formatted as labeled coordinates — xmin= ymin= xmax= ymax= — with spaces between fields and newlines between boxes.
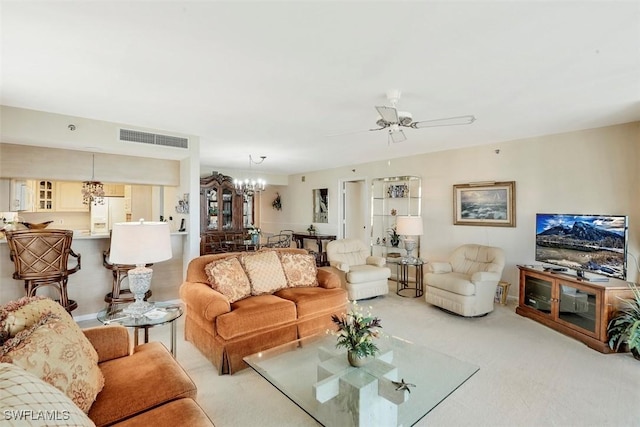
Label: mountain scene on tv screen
xmin=536 ymin=215 xmax=626 ymax=278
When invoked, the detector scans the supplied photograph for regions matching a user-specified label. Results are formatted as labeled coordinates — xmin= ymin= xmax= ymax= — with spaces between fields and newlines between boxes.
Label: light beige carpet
xmin=81 ymin=284 xmax=640 ymax=426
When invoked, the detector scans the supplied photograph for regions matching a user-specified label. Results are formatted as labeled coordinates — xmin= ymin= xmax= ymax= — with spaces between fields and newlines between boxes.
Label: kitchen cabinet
xmin=103 ymin=184 xmax=125 ymax=197
xmin=55 ymin=181 xmax=89 ymax=212
xmin=34 ymin=180 xmax=55 ymax=212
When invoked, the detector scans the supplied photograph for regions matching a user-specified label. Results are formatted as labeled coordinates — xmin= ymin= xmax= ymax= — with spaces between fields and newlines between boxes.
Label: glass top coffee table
xmin=97 ymin=301 xmax=183 ymax=358
xmin=245 ymin=333 xmax=478 ymax=426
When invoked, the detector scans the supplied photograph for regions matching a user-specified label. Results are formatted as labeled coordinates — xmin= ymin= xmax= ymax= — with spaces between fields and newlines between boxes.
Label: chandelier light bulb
xmin=235 ymin=155 xmax=267 ymax=196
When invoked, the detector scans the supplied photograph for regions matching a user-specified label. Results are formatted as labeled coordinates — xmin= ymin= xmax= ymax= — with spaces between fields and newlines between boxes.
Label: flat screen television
xmin=535 ymin=213 xmax=628 ymax=281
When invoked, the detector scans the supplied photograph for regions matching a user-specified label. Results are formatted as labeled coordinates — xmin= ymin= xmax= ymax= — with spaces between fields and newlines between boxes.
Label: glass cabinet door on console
xmin=520 ymin=269 xmax=599 ymax=337
xmin=556 ymin=281 xmax=598 ymax=338
xmin=516 ymin=266 xmax=631 ymax=353
xmin=522 ymin=272 xmax=553 ymax=314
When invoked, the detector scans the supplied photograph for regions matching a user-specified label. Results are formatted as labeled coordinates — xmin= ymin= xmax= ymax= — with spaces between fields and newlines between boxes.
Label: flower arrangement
xmin=247 ymin=224 xmax=261 ymax=236
xmin=330 ymin=301 xmax=382 ymax=362
xmin=307 ymin=224 xmax=316 ymax=235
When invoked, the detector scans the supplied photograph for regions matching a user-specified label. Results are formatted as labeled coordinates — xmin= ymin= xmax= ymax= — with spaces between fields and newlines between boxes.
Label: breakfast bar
xmin=0 ymin=231 xmax=187 ymax=318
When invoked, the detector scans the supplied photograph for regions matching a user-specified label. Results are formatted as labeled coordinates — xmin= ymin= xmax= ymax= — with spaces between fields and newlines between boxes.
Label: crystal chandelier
xmin=234 ymin=155 xmax=266 ymax=197
xmin=82 ymin=154 xmax=105 ymax=205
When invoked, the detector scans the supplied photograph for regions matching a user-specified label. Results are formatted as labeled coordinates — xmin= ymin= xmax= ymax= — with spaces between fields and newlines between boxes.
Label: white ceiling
xmin=2 ymin=1 xmax=639 ymax=175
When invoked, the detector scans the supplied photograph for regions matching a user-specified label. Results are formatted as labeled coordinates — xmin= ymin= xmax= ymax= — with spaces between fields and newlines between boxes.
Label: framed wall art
xmin=453 ymin=181 xmax=516 ymax=227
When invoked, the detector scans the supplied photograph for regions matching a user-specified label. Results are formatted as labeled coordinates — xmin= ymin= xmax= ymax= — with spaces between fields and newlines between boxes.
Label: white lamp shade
xmin=396 ymin=216 xmax=423 ymax=236
xmin=109 ymin=220 xmax=172 ymax=265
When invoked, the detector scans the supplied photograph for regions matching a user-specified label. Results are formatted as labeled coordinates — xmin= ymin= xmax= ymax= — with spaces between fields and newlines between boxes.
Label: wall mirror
xmin=313 ymin=188 xmax=328 ymax=223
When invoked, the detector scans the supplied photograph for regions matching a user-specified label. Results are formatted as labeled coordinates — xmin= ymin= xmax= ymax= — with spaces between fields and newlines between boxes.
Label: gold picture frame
xmin=453 ymin=181 xmax=516 ymax=227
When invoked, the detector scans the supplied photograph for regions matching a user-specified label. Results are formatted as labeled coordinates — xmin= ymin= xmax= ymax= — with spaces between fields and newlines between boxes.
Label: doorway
xmin=340 ymin=179 xmax=368 ymax=243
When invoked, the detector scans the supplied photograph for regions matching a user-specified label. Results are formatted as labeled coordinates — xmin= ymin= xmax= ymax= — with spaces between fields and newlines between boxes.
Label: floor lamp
xmin=109 ymin=219 xmax=172 ymax=317
xmin=396 ymin=216 xmax=423 ymax=263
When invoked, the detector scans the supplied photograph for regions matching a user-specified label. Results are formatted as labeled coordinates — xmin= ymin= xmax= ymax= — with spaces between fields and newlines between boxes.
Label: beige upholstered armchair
xmin=326 ymin=239 xmax=391 ymax=300
xmin=424 ymin=244 xmax=505 ymax=317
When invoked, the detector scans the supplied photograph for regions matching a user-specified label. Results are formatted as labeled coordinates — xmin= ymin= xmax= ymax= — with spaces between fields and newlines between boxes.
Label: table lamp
xmin=109 ymin=219 xmax=172 ymax=317
xmin=396 ymin=216 xmax=423 ymax=263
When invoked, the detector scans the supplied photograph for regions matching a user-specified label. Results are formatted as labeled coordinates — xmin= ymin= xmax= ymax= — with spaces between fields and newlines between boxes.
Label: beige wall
xmin=0 ymin=143 xmax=180 ymax=186
xmin=259 ymin=122 xmax=640 ymax=293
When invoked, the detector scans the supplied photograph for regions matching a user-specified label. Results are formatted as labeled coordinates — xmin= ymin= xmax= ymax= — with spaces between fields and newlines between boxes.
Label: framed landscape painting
xmin=453 ymin=181 xmax=516 ymax=227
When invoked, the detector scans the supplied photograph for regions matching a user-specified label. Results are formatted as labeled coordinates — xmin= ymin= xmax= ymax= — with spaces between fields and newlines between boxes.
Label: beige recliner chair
xmin=424 ymin=244 xmax=505 ymax=317
xmin=326 ymin=239 xmax=391 ymax=300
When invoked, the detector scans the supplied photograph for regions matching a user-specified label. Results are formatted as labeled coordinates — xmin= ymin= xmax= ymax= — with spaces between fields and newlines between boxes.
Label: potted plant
xmin=331 ymin=301 xmax=382 ymax=367
xmin=607 ymin=282 xmax=640 ymax=360
xmin=387 ymin=225 xmax=400 ymax=247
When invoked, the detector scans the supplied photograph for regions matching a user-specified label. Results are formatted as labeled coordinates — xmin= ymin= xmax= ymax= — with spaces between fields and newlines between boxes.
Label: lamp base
xmin=122 ymin=265 xmax=153 ymax=318
xmin=123 ymin=300 xmax=153 ymax=318
xmin=402 ymin=238 xmax=419 ymax=264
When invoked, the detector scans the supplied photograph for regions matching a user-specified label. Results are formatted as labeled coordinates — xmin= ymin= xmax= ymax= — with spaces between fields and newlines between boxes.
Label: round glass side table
xmin=396 ymin=258 xmax=424 ymax=298
xmin=97 ymin=301 xmax=183 ymax=358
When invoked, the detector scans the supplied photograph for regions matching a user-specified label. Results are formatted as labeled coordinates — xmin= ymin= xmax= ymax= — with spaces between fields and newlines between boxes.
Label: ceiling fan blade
xmin=410 ymin=115 xmax=476 ymax=129
xmin=375 ymin=106 xmax=399 ymax=124
xmin=389 ymin=129 xmax=407 ymax=144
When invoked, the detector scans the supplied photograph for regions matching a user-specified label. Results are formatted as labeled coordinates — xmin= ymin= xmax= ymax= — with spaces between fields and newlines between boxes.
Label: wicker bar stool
xmin=6 ymin=229 xmax=81 ymax=312
xmin=102 ymin=249 xmax=152 ymax=304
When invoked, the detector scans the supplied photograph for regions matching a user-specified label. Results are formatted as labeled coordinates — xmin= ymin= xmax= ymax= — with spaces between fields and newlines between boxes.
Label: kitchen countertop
xmin=0 ymin=230 xmax=188 ymax=243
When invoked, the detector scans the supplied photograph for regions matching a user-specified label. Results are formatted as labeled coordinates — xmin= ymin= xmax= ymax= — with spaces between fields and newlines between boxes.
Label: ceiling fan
xmin=371 ymin=89 xmax=476 ymax=144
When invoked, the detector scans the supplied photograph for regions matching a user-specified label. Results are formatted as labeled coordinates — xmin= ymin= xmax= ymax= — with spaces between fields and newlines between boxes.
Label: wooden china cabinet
xmin=199 ymin=172 xmax=251 ymax=255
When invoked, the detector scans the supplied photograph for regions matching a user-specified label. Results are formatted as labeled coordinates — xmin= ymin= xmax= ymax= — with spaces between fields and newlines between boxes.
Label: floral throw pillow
xmin=279 ymin=253 xmax=318 ymax=288
xmin=204 ymin=257 xmax=252 ymax=303
xmin=0 ymin=312 xmax=105 ymax=413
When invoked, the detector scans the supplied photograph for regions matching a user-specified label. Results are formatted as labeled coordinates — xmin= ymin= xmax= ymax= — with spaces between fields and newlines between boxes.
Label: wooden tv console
xmin=516 ymin=265 xmax=633 ymax=353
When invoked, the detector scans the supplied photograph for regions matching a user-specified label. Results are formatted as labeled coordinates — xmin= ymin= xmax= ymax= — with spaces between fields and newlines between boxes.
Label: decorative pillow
xmin=279 ymin=253 xmax=318 ymax=288
xmin=0 ymin=362 xmax=95 ymax=426
xmin=204 ymin=257 xmax=252 ymax=303
xmin=240 ymin=251 xmax=288 ymax=295
xmin=0 ymin=313 xmax=104 ymax=413
xmin=0 ymin=296 xmax=51 ymax=341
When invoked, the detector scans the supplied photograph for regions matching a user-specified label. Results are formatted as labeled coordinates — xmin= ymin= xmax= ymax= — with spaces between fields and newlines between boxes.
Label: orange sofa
xmin=180 ymin=248 xmax=348 ymax=374
xmin=0 ymin=297 xmax=213 ymax=427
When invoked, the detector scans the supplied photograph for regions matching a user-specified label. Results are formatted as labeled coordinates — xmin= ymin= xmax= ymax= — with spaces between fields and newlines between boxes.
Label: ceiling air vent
xmin=119 ymin=128 xmax=189 ymax=149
